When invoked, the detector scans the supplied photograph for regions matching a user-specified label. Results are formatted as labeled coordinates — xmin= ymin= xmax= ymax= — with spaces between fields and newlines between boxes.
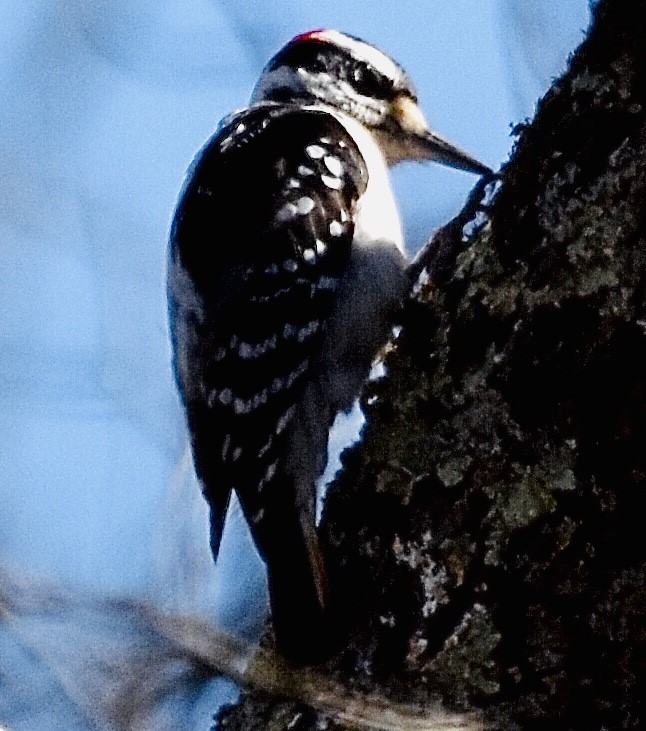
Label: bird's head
xmin=251 ymin=29 xmax=491 ymax=174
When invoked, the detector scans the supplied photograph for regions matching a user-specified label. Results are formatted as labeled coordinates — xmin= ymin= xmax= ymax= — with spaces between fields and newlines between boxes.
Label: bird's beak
xmin=388 ymin=95 xmax=492 ymax=175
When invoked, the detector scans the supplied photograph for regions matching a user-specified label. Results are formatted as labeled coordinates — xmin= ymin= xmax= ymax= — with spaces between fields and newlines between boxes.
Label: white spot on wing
xmin=297 ymin=320 xmax=320 ymax=342
xmin=303 ymin=248 xmax=316 ymax=263
xmin=250 ymin=284 xmax=293 ymax=303
xmin=238 ymin=342 xmax=254 ymax=359
xmin=219 ymin=388 xmax=233 ymax=405
xmin=275 ymin=202 xmax=297 ymax=223
xmin=315 ymin=239 xmax=327 ymax=256
xmin=275 ymin=203 xmax=298 ymax=223
xmin=265 ymin=461 xmax=278 ymax=482
xmin=324 ymin=155 xmax=343 ymax=177
xmin=330 ymin=220 xmax=343 ymax=237
xmin=220 ymin=135 xmax=234 ymax=151
xmin=232 ymin=446 xmax=242 ymax=461
xmin=276 ymin=406 xmax=295 ymax=435
xmin=306 ymin=144 xmax=325 ymax=159
xmin=264 ymin=334 xmax=277 ymax=355
xmin=298 ymin=165 xmax=314 ymax=176
xmin=282 ymin=258 xmax=298 ymax=272
xmin=296 ymin=196 xmax=314 ymax=214
xmin=286 ymin=359 xmax=309 ymax=387
xmin=237 ymin=334 xmax=277 ymax=360
xmin=221 ymin=433 xmax=231 ymax=460
xmin=321 ymin=174 xmax=342 ymax=189
xmin=258 ymin=435 xmax=272 ymax=459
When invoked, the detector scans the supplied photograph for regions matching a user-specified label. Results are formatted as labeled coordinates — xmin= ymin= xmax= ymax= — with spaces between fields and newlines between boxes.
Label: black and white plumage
xmin=168 ymin=29 xmax=490 ymax=663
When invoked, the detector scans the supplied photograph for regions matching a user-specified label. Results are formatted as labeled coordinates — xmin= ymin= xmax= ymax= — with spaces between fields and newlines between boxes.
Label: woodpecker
xmin=168 ymin=29 xmax=491 ymax=663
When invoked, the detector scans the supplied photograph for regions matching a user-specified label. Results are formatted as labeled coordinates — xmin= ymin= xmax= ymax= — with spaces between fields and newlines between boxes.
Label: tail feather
xmin=207 ymin=487 xmax=232 ymax=559
xmin=242 ymin=483 xmax=332 ymax=664
xmin=299 ymin=508 xmax=329 ymax=611
xmin=266 ymin=538 xmax=331 ymax=664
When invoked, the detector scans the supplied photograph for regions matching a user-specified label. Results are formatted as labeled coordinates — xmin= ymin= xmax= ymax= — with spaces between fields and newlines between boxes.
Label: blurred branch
xmin=0 ymin=566 xmax=480 ymax=731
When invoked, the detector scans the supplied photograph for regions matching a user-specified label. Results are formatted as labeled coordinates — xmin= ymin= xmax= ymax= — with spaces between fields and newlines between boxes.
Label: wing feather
xmin=168 ymin=105 xmax=368 ymax=557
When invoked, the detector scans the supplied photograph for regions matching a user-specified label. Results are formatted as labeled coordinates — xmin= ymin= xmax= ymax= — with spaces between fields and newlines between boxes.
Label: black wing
xmin=168 ymin=105 xmax=368 ymax=561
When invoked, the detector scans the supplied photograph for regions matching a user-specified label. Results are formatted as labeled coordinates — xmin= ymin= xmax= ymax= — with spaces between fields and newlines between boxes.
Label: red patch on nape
xmin=291 ymin=29 xmax=331 ymax=45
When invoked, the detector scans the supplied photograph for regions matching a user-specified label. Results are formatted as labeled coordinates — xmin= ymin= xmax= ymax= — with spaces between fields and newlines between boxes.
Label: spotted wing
xmin=168 ymin=105 xmax=368 ymax=558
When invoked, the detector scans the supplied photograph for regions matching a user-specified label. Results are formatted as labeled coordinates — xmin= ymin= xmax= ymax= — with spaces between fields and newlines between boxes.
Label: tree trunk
xmin=216 ymin=1 xmax=646 ymax=728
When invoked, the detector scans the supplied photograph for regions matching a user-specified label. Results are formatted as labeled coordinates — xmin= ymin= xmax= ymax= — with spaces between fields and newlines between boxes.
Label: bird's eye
xmin=351 ymin=62 xmax=393 ymax=100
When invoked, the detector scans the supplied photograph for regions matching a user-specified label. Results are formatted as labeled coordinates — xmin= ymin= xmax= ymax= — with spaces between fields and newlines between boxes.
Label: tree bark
xmin=216 ymin=1 xmax=646 ymax=728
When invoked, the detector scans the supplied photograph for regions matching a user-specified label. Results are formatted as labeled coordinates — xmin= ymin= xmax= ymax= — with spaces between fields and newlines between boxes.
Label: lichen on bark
xmin=215 ymin=2 xmax=646 ymax=728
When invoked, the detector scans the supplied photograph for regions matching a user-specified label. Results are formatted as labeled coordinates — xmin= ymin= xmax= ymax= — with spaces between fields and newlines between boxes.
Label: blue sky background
xmin=0 ymin=2 xmax=590 ymax=729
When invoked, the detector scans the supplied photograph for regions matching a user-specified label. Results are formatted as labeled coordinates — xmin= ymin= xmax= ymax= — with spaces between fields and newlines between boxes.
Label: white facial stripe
xmin=251 ymin=31 xmax=408 ymax=107
xmin=313 ymin=30 xmax=403 ymax=86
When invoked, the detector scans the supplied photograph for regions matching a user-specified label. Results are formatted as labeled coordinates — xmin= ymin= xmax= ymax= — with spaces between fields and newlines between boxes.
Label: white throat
xmin=317 ymin=106 xmax=405 ymax=256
